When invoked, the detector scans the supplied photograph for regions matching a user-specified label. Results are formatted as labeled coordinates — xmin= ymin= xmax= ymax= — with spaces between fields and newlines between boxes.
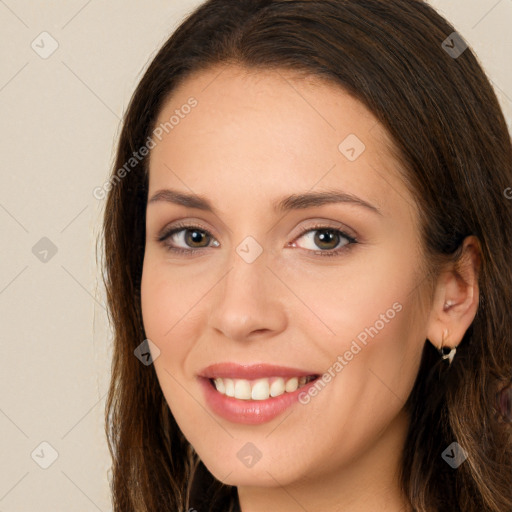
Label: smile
xmin=210 ymin=375 xmax=317 ymax=400
xmin=198 ymin=363 xmax=321 ymax=424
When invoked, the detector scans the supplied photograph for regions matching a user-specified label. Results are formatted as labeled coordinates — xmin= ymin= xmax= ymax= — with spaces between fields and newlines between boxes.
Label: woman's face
xmin=141 ymin=65 xmax=432 ymax=490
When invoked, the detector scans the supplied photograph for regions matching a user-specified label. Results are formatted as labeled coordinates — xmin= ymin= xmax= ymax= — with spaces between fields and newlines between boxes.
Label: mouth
xmin=208 ymin=374 xmax=319 ymax=400
xmin=197 ymin=362 xmax=322 ymax=424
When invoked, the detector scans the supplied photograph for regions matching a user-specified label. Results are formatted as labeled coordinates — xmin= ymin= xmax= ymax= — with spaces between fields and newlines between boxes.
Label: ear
xmin=426 ymin=235 xmax=482 ymax=351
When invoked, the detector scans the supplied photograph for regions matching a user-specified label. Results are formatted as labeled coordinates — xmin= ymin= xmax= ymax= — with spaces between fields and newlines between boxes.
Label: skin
xmin=140 ymin=65 xmax=480 ymax=512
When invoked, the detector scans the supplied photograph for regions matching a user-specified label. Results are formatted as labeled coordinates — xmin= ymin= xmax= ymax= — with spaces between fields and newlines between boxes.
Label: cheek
xmin=141 ymin=256 xmax=198 ymax=337
xmin=140 ymin=264 xmax=168 ymax=341
xmin=292 ymin=246 xmax=426 ymax=416
xmin=289 ymin=298 xmax=424 ymax=475
xmin=140 ymin=263 xmax=198 ymax=419
xmin=283 ymin=241 xmax=423 ymax=344
xmin=325 ymin=289 xmax=424 ymax=431
xmin=140 ymin=261 xmax=194 ymax=368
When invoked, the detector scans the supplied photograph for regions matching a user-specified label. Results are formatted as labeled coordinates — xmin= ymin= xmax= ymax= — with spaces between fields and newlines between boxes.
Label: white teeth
xmin=285 ymin=377 xmax=298 ymax=392
xmin=234 ymin=379 xmax=252 ymax=400
xmin=213 ymin=378 xmax=225 ymax=394
xmin=270 ymin=377 xmax=285 ymax=397
xmin=211 ymin=375 xmax=314 ymax=400
xmin=251 ymin=379 xmax=270 ymax=400
xmin=224 ymin=378 xmax=235 ymax=397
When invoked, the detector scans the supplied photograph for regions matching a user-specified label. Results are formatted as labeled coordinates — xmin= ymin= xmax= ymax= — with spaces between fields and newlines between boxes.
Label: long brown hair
xmin=100 ymin=1 xmax=512 ymax=510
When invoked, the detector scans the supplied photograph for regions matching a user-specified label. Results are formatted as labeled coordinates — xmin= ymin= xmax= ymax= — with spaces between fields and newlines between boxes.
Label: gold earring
xmin=438 ymin=328 xmax=456 ymax=365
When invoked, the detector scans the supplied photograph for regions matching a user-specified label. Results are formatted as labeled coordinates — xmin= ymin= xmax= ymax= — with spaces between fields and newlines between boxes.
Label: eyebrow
xmin=148 ymin=188 xmax=382 ymax=216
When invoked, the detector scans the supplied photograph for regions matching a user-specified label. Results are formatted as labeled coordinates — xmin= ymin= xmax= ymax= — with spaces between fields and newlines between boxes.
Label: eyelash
xmin=156 ymin=222 xmax=358 ymax=258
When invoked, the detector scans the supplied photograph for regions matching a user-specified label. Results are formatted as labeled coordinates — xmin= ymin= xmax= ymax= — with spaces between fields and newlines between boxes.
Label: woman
xmin=101 ymin=0 xmax=512 ymax=510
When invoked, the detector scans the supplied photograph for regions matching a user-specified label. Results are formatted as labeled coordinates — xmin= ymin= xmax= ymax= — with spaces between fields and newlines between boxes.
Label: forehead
xmin=148 ymin=65 xmax=417 ymax=222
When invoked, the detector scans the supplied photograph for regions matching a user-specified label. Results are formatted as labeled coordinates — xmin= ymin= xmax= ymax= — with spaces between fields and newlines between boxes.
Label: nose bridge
xmin=220 ymin=238 xmax=270 ymax=312
xmin=222 ymin=221 xmax=271 ymax=287
xmin=207 ymin=237 xmax=285 ymax=340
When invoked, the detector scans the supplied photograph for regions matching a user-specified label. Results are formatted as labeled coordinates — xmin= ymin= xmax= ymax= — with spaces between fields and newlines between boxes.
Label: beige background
xmin=0 ymin=1 xmax=510 ymax=510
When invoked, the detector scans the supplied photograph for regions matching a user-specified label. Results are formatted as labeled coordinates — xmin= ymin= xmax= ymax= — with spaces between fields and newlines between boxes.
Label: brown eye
xmin=294 ymin=227 xmax=355 ymax=253
xmin=312 ymin=229 xmax=342 ymax=250
xmin=181 ymin=228 xmax=211 ymax=248
xmin=158 ymin=224 xmax=219 ymax=253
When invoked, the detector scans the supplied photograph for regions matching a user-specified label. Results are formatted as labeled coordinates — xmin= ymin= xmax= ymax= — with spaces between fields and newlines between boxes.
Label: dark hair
xmin=101 ymin=1 xmax=512 ymax=510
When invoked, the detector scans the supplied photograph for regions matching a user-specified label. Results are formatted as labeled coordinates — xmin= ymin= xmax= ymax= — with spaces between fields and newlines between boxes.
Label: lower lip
xmin=198 ymin=376 xmax=319 ymax=425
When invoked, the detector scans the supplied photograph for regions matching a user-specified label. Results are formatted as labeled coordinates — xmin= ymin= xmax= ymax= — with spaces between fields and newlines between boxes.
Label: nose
xmin=207 ymin=246 xmax=288 ymax=343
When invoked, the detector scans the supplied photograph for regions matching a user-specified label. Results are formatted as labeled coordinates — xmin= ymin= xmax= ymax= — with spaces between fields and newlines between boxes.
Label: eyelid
xmin=289 ymin=223 xmax=358 ymax=256
xmin=158 ymin=218 xmax=357 ymax=241
xmin=292 ymin=219 xmax=358 ymax=241
xmin=157 ymin=219 xmax=216 ymax=242
xmin=156 ymin=219 xmax=359 ymax=256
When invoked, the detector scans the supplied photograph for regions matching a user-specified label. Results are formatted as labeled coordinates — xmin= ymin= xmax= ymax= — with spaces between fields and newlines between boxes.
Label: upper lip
xmin=198 ymin=362 xmax=319 ymax=380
